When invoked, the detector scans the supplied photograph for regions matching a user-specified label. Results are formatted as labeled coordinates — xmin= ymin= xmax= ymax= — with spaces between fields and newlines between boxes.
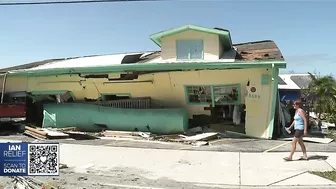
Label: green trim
xmin=184 ymin=85 xmax=211 ymax=105
xmin=150 ymin=25 xmax=232 ymax=50
xmin=268 ymin=66 xmax=279 ymax=139
xmin=261 ymin=74 xmax=270 ymax=85
xmin=211 ymin=87 xmax=215 ymax=107
xmin=5 ymin=61 xmax=286 ymax=77
xmin=176 ymin=39 xmax=204 ymax=60
xmin=100 ymin=93 xmax=131 ymax=100
xmin=184 ymin=84 xmax=241 ymax=106
xmin=30 ymin=90 xmax=68 ymax=95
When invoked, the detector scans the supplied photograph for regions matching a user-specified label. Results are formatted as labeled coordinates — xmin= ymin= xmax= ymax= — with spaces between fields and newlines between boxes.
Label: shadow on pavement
xmin=308 ymin=155 xmax=329 ymax=160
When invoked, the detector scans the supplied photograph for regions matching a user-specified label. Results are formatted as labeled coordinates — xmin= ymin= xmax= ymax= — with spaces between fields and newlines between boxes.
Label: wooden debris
xmin=23 ymin=130 xmax=47 ymax=140
xmin=24 ymin=126 xmax=70 ymax=140
xmin=41 ymin=128 xmax=69 ymax=138
xmin=192 ymin=141 xmax=209 ymax=147
xmin=63 ymin=131 xmax=101 ymax=140
xmin=55 ymin=127 xmax=78 ymax=132
xmin=25 ymin=126 xmax=47 ymax=136
xmin=102 ymin=130 xmax=151 ymax=139
xmin=182 ymin=132 xmax=219 ymax=142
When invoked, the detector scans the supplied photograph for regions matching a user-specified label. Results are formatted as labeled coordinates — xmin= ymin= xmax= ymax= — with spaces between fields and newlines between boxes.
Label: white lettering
xmin=3 ymin=150 xmax=26 ymax=157
xmin=3 ymin=168 xmax=26 ymax=173
xmin=8 ymin=145 xmax=21 ymax=151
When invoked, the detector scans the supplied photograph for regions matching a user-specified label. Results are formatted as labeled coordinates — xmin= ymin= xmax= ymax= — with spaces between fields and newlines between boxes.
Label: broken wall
xmin=42 ymin=103 xmax=188 ymax=134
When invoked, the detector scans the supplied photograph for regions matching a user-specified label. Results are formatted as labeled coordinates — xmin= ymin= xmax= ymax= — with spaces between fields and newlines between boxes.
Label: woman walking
xmin=284 ymin=100 xmax=308 ymax=161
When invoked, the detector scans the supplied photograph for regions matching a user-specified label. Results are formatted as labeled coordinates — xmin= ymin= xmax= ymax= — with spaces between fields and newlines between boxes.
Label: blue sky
xmin=0 ymin=0 xmax=335 ymax=75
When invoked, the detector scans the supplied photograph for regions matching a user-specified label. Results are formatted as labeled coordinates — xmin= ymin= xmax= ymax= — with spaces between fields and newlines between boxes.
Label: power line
xmin=0 ymin=0 xmax=163 ymax=6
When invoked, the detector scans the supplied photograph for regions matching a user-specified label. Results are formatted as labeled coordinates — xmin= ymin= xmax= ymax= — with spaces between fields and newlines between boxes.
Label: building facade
xmin=0 ymin=25 xmax=286 ymax=138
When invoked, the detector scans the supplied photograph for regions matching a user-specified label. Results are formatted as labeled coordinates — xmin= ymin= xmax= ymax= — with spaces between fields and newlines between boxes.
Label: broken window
xmin=186 ymin=86 xmax=212 ymax=103
xmin=185 ymin=84 xmax=241 ymax=105
xmin=213 ymin=85 xmax=240 ymax=105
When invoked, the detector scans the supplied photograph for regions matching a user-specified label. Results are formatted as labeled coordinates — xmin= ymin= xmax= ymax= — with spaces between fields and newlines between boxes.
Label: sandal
xmin=283 ymin=157 xmax=292 ymax=161
xmin=299 ymin=156 xmax=308 ymax=161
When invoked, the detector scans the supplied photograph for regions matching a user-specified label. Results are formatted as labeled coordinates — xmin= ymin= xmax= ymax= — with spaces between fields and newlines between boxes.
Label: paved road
xmin=59 ymin=143 xmax=336 ymax=186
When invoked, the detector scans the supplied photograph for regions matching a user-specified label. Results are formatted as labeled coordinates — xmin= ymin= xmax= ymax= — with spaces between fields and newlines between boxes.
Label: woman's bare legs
xmin=298 ymin=138 xmax=308 ymax=159
xmin=288 ymin=137 xmax=299 ymax=160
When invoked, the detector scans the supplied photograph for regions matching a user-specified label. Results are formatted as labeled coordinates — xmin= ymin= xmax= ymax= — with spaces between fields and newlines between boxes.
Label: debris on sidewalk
xmin=281 ymin=136 xmax=334 ymax=144
xmin=192 ymin=141 xmax=209 ymax=147
xmin=181 ymin=132 xmax=219 ymax=142
xmin=24 ymin=126 xmax=70 ymax=140
xmin=224 ymin=130 xmax=260 ymax=139
xmin=59 ymin=163 xmax=68 ymax=169
xmin=23 ymin=126 xmax=48 ymax=140
xmin=41 ymin=128 xmax=70 ymax=138
xmin=102 ymin=130 xmax=151 ymax=139
xmin=9 ymin=176 xmax=57 ymax=189
xmin=22 ymin=125 xmax=223 ymax=146
xmin=63 ymin=131 xmax=101 ymax=140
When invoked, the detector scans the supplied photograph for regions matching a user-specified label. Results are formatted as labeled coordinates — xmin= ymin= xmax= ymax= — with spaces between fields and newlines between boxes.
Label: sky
xmin=0 ymin=0 xmax=335 ymax=75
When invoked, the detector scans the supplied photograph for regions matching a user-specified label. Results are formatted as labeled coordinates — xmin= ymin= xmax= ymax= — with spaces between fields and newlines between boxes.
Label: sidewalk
xmin=59 ymin=143 xmax=336 ymax=188
xmin=1 ymin=139 xmax=336 ymax=188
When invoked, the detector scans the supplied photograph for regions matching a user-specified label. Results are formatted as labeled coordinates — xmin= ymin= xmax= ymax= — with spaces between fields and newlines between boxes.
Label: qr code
xmin=27 ymin=143 xmax=59 ymax=176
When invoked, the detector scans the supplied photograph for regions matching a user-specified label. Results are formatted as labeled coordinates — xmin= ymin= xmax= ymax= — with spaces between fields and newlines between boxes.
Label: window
xmin=176 ymin=40 xmax=203 ymax=60
xmin=185 ymin=84 xmax=241 ymax=105
xmin=213 ymin=85 xmax=240 ymax=105
xmin=186 ymin=86 xmax=212 ymax=103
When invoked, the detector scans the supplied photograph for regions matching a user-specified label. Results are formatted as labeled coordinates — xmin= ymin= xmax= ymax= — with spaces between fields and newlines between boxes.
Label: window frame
xmin=184 ymin=84 xmax=241 ymax=106
xmin=176 ymin=39 xmax=204 ymax=60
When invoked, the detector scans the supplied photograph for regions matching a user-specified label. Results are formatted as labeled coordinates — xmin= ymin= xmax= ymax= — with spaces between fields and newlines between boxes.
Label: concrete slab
xmin=314 ymin=152 xmax=336 ymax=170
xmin=273 ymin=172 xmax=336 ymax=186
xmin=59 ymin=143 xmax=240 ymax=185
xmin=240 ymin=152 xmax=334 ymax=186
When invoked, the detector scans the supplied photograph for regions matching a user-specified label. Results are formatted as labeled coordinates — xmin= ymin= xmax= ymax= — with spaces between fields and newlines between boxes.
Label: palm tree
xmin=308 ymin=72 xmax=336 ymax=123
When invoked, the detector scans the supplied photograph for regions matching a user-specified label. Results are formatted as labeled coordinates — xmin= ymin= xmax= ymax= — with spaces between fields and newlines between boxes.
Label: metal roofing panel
xmin=26 ymin=53 xmax=140 ymax=71
xmin=290 ymin=75 xmax=312 ymax=89
xmin=278 ymin=74 xmax=312 ymax=90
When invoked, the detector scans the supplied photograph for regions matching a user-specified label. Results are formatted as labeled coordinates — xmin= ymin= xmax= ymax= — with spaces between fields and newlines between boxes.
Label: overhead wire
xmin=0 ymin=0 xmax=165 ymax=6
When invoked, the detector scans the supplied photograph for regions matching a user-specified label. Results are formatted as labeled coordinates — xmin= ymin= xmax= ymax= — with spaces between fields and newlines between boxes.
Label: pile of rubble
xmin=23 ymin=125 xmax=222 ymax=146
xmin=6 ymin=176 xmax=57 ymax=189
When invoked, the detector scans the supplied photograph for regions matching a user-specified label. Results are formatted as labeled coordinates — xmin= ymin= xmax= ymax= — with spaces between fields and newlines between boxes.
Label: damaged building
xmin=0 ymin=25 xmax=286 ymax=139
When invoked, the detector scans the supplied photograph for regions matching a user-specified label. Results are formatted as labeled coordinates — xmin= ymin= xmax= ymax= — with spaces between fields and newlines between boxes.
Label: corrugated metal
xmin=42 ymin=103 xmax=189 ymax=134
xmin=25 ymin=53 xmax=143 ymax=71
xmin=278 ymin=74 xmax=313 ymax=90
xmin=87 ymin=97 xmax=152 ymax=109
